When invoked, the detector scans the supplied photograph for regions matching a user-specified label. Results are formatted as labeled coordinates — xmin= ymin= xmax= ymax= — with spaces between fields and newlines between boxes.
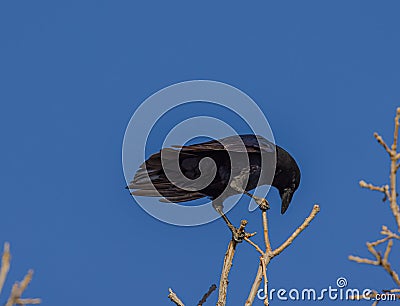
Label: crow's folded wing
xmin=172 ymin=134 xmax=275 ymax=154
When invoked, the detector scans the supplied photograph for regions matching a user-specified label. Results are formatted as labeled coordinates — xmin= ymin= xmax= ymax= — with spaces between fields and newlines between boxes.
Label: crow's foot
xmin=252 ymin=196 xmax=270 ymax=211
xmin=230 ymin=226 xmax=254 ymax=243
xmin=231 ymin=227 xmax=246 ymax=243
xmin=231 ymin=226 xmax=246 ymax=243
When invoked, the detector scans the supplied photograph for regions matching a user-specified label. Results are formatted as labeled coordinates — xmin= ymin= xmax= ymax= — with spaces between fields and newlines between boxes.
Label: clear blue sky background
xmin=1 ymin=1 xmax=400 ymax=305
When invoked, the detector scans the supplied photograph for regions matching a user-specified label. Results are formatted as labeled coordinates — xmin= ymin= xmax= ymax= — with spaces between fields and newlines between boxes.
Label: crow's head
xmin=274 ymin=146 xmax=301 ymax=214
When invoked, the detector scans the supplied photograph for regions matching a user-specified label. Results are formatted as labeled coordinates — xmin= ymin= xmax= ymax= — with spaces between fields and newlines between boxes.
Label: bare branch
xmin=15 ymin=298 xmax=41 ymax=305
xmin=374 ymin=132 xmax=392 ymax=155
xmin=6 ymin=283 xmax=20 ymax=306
xmin=351 ymin=109 xmax=400 ymax=299
xmin=383 ymin=239 xmax=393 ymax=263
xmin=348 ymin=255 xmax=379 ymax=265
xmin=383 ymin=263 xmax=400 ymax=288
xmin=273 ymin=205 xmax=320 ymax=257
xmin=197 ymin=284 xmax=217 ymax=306
xmin=245 ymin=263 xmax=263 ymax=306
xmin=369 ymin=236 xmax=391 ymax=247
xmin=260 ymin=255 xmax=270 ymax=306
xmin=0 ymin=242 xmax=11 ymax=296
xmin=392 ymin=107 xmax=400 ymax=152
xmin=5 ymin=269 xmax=40 ymax=306
xmin=262 ymin=211 xmax=272 ymax=253
xmin=19 ymin=270 xmax=33 ymax=294
xmin=359 ymin=180 xmax=387 ymax=193
xmin=216 ymin=220 xmax=247 ymax=306
xmin=244 ymin=204 xmax=320 ymax=305
xmin=366 ymin=242 xmax=381 ymax=260
xmin=244 ymin=237 xmax=264 ymax=256
xmin=168 ymin=288 xmax=185 ymax=306
xmin=381 ymin=226 xmax=400 ymax=240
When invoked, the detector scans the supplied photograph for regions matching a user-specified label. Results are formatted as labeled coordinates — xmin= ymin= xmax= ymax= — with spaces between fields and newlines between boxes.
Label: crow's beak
xmin=280 ymin=188 xmax=294 ymax=214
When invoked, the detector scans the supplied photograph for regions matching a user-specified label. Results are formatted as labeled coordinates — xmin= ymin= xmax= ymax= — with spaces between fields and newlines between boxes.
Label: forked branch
xmin=245 ymin=204 xmax=320 ymax=306
xmin=349 ymin=107 xmax=400 ymax=303
xmin=0 ymin=242 xmax=41 ymax=306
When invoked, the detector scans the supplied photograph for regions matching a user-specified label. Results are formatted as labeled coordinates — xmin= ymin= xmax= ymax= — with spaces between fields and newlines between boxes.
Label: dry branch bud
xmin=373 ymin=132 xmax=392 ymax=155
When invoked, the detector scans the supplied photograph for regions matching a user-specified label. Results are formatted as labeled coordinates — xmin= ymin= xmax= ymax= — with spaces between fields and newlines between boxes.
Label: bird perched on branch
xmin=127 ymin=134 xmax=301 ymax=241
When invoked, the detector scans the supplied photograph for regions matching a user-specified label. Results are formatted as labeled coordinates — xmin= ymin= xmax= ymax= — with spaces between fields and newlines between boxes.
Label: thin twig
xmin=18 ymin=270 xmax=33 ymax=294
xmin=0 ymin=242 xmax=11 ymax=296
xmin=244 ymin=237 xmax=264 ymax=256
xmin=381 ymin=226 xmax=400 ymax=240
xmin=15 ymin=298 xmax=41 ymax=305
xmin=374 ymin=132 xmax=392 ymax=156
xmin=168 ymin=288 xmax=185 ymax=306
xmin=349 ymin=240 xmax=400 ymax=287
xmin=348 ymin=255 xmax=379 ymax=265
xmin=273 ymin=205 xmax=320 ymax=257
xmin=262 ymin=211 xmax=272 ymax=253
xmin=197 ymin=284 xmax=217 ymax=306
xmin=381 ymin=258 xmax=400 ymax=287
xmin=5 ymin=269 xmax=40 ymax=306
xmin=366 ymin=242 xmax=380 ymax=260
xmin=369 ymin=236 xmax=391 ymax=247
xmin=383 ymin=239 xmax=393 ymax=263
xmin=6 ymin=283 xmax=20 ymax=306
xmin=360 ymin=180 xmax=388 ymax=193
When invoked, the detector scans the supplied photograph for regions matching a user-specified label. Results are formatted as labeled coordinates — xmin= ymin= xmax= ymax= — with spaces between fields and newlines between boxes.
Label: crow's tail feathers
xmin=126 ymin=149 xmax=206 ymax=203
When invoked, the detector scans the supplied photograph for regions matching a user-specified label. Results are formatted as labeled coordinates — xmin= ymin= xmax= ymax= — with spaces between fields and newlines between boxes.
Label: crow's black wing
xmin=128 ymin=135 xmax=275 ymax=203
xmin=172 ymin=134 xmax=275 ymax=154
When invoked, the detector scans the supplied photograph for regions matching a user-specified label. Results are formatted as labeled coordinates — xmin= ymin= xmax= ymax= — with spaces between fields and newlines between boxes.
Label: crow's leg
xmin=229 ymin=170 xmax=270 ymax=211
xmin=230 ymin=184 xmax=270 ymax=210
xmin=212 ymin=201 xmax=245 ymax=243
xmin=243 ymin=191 xmax=270 ymax=211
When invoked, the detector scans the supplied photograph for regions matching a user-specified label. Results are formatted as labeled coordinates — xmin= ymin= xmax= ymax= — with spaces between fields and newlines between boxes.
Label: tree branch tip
xmin=15 ymin=298 xmax=42 ymax=305
xmin=359 ymin=180 xmax=367 ymax=187
xmin=197 ymin=284 xmax=217 ymax=306
xmin=245 ymin=232 xmax=257 ymax=238
xmin=168 ymin=288 xmax=185 ymax=306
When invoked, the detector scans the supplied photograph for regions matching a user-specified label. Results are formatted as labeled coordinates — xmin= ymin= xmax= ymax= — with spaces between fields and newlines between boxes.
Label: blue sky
xmin=1 ymin=1 xmax=400 ymax=305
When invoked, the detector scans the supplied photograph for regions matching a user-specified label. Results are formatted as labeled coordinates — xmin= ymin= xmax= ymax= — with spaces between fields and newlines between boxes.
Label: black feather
xmin=127 ymin=134 xmax=300 ymax=213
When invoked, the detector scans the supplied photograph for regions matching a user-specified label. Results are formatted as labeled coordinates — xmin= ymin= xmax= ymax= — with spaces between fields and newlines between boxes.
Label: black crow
xmin=127 ymin=134 xmax=300 ymax=241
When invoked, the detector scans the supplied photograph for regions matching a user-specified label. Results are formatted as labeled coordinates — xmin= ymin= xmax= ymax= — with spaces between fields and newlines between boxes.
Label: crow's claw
xmin=253 ymin=196 xmax=270 ymax=211
xmin=231 ymin=227 xmax=250 ymax=243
